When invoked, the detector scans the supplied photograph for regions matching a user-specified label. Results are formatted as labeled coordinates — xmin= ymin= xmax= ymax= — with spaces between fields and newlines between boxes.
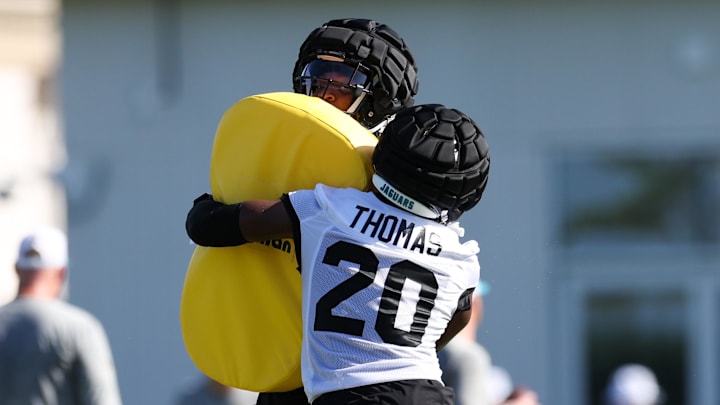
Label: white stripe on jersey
xmin=288 ymin=184 xmax=481 ymax=402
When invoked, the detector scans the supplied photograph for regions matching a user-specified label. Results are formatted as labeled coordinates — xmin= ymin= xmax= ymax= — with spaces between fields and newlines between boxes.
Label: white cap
xmin=605 ymin=363 xmax=661 ymax=405
xmin=15 ymin=226 xmax=68 ymax=270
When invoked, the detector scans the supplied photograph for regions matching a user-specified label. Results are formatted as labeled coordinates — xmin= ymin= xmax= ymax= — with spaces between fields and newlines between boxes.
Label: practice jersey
xmin=286 ymin=184 xmax=481 ymax=402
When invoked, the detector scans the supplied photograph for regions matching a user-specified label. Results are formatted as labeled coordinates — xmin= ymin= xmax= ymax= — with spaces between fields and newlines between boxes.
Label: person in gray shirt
xmin=439 ymin=282 xmax=541 ymax=405
xmin=0 ymin=226 xmax=122 ymax=405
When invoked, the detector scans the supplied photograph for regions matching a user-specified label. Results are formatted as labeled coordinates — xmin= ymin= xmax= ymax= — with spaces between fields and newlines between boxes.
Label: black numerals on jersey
xmin=314 ymin=242 xmax=377 ymax=336
xmin=376 ymin=260 xmax=438 ymax=346
xmin=314 ymin=241 xmax=439 ymax=347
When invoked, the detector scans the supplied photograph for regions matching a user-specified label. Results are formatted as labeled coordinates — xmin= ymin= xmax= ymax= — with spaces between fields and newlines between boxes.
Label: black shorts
xmin=256 ymin=387 xmax=310 ymax=405
xmin=312 ymin=379 xmax=454 ymax=405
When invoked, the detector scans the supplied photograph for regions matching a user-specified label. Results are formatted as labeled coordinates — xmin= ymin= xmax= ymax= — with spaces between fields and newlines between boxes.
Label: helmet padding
xmin=293 ymin=18 xmax=419 ymax=130
xmin=373 ymin=104 xmax=490 ymax=221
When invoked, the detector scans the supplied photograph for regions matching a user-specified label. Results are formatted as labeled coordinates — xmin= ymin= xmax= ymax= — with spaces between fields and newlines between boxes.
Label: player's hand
xmin=502 ymin=386 xmax=541 ymax=405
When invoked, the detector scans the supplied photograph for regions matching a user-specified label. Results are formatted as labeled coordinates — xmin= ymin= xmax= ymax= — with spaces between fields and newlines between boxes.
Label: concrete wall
xmin=0 ymin=0 xmax=64 ymax=305
xmin=60 ymin=1 xmax=720 ymax=404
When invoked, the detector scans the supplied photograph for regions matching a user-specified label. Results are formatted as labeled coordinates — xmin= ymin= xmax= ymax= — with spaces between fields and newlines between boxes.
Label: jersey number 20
xmin=314 ymin=241 xmax=439 ymax=347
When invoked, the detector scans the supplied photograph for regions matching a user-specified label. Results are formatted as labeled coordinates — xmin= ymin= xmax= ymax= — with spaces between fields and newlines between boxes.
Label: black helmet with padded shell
xmin=372 ymin=104 xmax=490 ymax=222
xmin=293 ymin=18 xmax=419 ymax=131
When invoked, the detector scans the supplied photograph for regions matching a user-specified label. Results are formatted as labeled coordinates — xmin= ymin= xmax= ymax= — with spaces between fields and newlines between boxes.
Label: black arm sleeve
xmin=185 ymin=193 xmax=248 ymax=247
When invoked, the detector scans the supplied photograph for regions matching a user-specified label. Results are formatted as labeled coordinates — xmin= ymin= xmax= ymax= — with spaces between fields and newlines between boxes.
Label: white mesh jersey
xmin=287 ymin=184 xmax=481 ymax=401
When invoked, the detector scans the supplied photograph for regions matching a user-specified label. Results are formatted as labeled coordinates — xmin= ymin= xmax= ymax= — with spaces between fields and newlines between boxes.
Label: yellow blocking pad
xmin=180 ymin=92 xmax=377 ymax=392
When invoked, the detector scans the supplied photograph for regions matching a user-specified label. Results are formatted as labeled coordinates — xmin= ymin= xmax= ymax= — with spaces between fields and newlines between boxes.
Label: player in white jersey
xmin=187 ymin=104 xmax=490 ymax=404
xmin=186 ymin=18 xmax=420 ymax=405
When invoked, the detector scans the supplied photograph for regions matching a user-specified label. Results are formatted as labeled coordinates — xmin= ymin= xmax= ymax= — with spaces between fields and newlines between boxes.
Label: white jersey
xmin=287 ymin=184 xmax=481 ymax=402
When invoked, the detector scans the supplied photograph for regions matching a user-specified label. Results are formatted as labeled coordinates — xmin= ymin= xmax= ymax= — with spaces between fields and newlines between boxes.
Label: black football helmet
xmin=293 ymin=18 xmax=419 ymax=132
xmin=372 ymin=104 xmax=490 ymax=222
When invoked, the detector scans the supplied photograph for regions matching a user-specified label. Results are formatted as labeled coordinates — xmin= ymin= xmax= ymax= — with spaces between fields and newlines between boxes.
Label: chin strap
xmin=367 ymin=113 xmax=394 ymax=136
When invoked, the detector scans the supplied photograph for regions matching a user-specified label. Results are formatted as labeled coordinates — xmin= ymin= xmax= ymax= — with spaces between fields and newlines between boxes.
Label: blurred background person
xmin=487 ymin=365 xmax=541 ymax=405
xmin=0 ymin=225 xmax=122 ymax=405
xmin=602 ymin=363 xmax=664 ymax=405
xmin=439 ymin=281 xmax=541 ymax=405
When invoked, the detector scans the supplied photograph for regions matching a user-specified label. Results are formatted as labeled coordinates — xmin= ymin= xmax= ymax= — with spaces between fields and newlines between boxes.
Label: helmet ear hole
xmin=373 ymin=104 xmax=490 ymax=221
xmin=293 ymin=19 xmax=419 ymax=130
